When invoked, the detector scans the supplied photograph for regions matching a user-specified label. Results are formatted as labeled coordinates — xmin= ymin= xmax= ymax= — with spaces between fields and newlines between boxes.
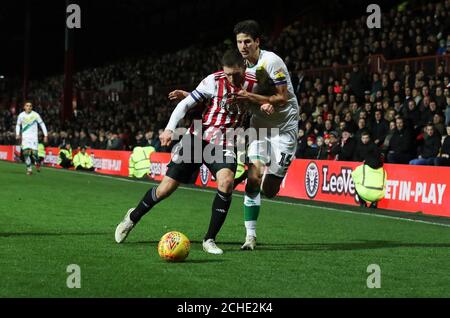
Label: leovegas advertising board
xmin=193 ymin=158 xmax=450 ymax=218
xmin=285 ymin=160 xmax=450 ymax=217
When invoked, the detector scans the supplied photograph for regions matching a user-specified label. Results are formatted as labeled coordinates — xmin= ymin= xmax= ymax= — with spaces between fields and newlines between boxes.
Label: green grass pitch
xmin=1 ymin=160 xmax=449 ymax=298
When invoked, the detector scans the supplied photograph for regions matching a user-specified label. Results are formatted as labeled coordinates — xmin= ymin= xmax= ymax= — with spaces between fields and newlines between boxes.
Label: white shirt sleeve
xmin=37 ymin=114 xmax=48 ymax=136
xmin=189 ymin=74 xmax=215 ymax=103
xmin=265 ymin=53 xmax=288 ymax=87
xmin=165 ymin=95 xmax=198 ymax=131
xmin=165 ymin=75 xmax=215 ymax=131
xmin=15 ymin=114 xmax=22 ymax=136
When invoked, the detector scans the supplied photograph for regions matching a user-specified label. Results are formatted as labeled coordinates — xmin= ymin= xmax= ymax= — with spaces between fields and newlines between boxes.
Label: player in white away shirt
xmin=234 ymin=20 xmax=300 ymax=250
xmin=15 ymin=102 xmax=48 ymax=175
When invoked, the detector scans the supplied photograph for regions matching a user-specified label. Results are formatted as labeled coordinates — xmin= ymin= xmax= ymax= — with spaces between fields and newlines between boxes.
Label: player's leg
xmin=241 ymin=138 xmax=268 ymax=250
xmin=241 ymin=161 xmax=265 ymax=250
xmin=202 ymin=167 xmax=235 ymax=254
xmin=115 ymin=175 xmax=180 ymax=243
xmin=22 ymin=149 xmax=33 ymax=175
xmin=262 ymin=129 xmax=297 ymax=197
xmin=115 ymin=136 xmax=198 ymax=243
xmin=32 ymin=150 xmax=41 ymax=172
xmin=202 ymin=146 xmax=237 ymax=254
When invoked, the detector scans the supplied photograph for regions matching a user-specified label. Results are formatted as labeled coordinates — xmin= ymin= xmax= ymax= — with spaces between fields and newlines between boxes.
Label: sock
xmin=130 ymin=188 xmax=160 ymax=223
xmin=244 ymin=191 xmax=260 ymax=238
xmin=24 ymin=154 xmax=32 ymax=169
xmin=33 ymin=151 xmax=40 ymax=166
xmin=204 ymin=190 xmax=232 ymax=241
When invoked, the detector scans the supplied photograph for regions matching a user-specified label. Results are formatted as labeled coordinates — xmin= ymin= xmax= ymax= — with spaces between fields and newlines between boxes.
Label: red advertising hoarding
xmin=0 ymin=145 xmax=13 ymax=161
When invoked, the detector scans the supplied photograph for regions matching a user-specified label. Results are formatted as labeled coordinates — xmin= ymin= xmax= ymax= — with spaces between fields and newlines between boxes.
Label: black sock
xmin=204 ymin=190 xmax=232 ymax=241
xmin=130 ymin=188 xmax=160 ymax=223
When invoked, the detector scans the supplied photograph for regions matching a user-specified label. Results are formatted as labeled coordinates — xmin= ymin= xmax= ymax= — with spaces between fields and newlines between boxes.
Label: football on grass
xmin=158 ymin=231 xmax=190 ymax=262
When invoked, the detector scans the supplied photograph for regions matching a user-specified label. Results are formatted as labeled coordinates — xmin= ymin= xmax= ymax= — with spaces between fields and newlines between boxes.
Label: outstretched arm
xmin=160 ymin=95 xmax=198 ymax=146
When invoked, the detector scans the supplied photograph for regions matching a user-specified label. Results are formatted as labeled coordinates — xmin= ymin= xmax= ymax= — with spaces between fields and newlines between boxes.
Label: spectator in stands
xmin=106 ymin=132 xmax=123 ymax=150
xmin=78 ymin=130 xmax=90 ymax=149
xmin=295 ymin=128 xmax=307 ymax=159
xmin=331 ymin=128 xmax=356 ymax=161
xmin=304 ymin=135 xmax=318 ymax=159
xmin=327 ymin=131 xmax=339 ymax=160
xmin=409 ymin=123 xmax=441 ymax=165
xmin=315 ymin=136 xmax=328 ymax=160
xmin=433 ymin=113 xmax=445 ymax=136
xmin=370 ymin=110 xmax=389 ymax=146
xmin=354 ymin=118 xmax=369 ymax=142
xmin=386 ymin=117 xmax=413 ymax=164
xmin=89 ymin=133 xmax=101 ymax=149
xmin=434 ymin=123 xmax=450 ymax=166
xmin=353 ymin=131 xmax=378 ymax=162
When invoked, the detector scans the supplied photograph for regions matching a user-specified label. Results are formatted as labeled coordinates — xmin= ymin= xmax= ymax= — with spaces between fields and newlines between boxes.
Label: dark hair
xmin=233 ymin=20 xmax=261 ymax=40
xmin=221 ymin=49 xmax=245 ymax=68
xmin=362 ymin=131 xmax=371 ymax=137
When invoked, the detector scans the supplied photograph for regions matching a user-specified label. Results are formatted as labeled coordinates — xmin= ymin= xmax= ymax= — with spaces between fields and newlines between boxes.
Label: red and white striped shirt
xmin=189 ymin=71 xmax=257 ymax=145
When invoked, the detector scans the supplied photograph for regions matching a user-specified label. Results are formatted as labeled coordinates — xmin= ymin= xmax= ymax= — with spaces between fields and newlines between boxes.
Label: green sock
xmin=244 ymin=192 xmax=260 ymax=237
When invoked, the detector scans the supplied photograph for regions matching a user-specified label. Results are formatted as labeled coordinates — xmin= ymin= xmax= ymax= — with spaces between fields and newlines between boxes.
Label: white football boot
xmin=115 ymin=208 xmax=135 ymax=243
xmin=241 ymin=236 xmax=257 ymax=250
xmin=202 ymin=239 xmax=223 ymax=255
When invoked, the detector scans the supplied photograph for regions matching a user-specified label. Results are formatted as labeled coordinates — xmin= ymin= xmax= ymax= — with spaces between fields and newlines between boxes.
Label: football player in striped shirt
xmin=115 ymin=50 xmax=258 ymax=255
xmin=15 ymin=102 xmax=48 ymax=175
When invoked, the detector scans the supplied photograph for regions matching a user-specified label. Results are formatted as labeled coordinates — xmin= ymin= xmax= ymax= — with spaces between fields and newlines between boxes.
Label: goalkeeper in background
xmin=15 ymin=101 xmax=48 ymax=175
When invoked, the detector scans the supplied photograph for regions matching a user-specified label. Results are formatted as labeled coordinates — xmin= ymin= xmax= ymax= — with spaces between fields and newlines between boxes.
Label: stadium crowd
xmin=1 ymin=0 xmax=450 ymax=166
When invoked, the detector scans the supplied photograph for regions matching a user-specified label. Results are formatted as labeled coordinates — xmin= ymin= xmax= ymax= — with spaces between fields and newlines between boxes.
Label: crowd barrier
xmin=1 ymin=145 xmax=449 ymax=217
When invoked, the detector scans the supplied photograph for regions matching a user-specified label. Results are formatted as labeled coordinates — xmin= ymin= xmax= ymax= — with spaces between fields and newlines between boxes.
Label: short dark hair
xmin=233 ymin=20 xmax=261 ymax=40
xmin=362 ymin=131 xmax=371 ymax=137
xmin=221 ymin=49 xmax=245 ymax=68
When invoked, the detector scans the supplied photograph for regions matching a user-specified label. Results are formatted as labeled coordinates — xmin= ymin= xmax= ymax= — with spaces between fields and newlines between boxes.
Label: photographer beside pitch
xmin=351 ymin=148 xmax=387 ymax=209
xmin=115 ymin=50 xmax=261 ymax=254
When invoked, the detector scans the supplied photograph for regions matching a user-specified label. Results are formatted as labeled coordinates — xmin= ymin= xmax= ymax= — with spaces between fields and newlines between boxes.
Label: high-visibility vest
xmin=58 ymin=148 xmax=73 ymax=164
xmin=38 ymin=143 xmax=46 ymax=158
xmin=73 ymin=152 xmax=94 ymax=169
xmin=351 ymin=164 xmax=387 ymax=202
xmin=129 ymin=146 xmax=155 ymax=178
xmin=235 ymin=150 xmax=246 ymax=180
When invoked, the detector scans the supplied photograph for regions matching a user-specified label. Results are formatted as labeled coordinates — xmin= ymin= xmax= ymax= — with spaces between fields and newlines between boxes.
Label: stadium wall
xmin=1 ymin=145 xmax=449 ymax=217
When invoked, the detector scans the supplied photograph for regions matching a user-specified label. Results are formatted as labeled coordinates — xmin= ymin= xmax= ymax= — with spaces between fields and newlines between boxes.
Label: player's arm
xmin=237 ymin=55 xmax=289 ymax=108
xmin=15 ymin=115 xmax=22 ymax=143
xmin=168 ymin=90 xmax=190 ymax=102
xmin=237 ymin=84 xmax=288 ymax=107
xmin=161 ymin=75 xmax=214 ymax=146
xmin=160 ymin=95 xmax=199 ymax=146
xmin=37 ymin=115 xmax=48 ymax=144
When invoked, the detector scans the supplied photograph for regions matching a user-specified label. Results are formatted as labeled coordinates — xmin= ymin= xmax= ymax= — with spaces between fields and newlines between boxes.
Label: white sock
xmin=244 ymin=221 xmax=257 ymax=238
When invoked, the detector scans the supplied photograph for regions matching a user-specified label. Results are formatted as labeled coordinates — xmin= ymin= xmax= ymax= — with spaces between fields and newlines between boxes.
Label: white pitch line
xmin=27 ymin=165 xmax=450 ymax=229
